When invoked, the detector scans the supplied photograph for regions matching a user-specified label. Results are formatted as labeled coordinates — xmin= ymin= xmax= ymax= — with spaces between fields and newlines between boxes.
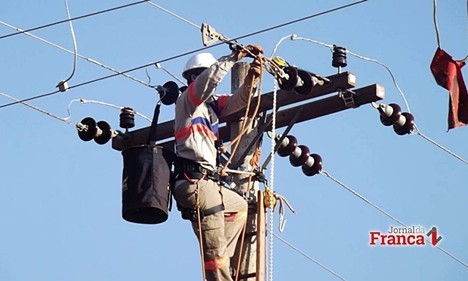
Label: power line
xmin=0 ymin=20 xmax=154 ymax=89
xmin=0 ymin=0 xmax=149 ymax=40
xmin=0 ymin=0 xmax=369 ymax=109
xmin=270 ymin=231 xmax=348 ymax=281
xmin=321 ymin=169 xmax=468 ymax=269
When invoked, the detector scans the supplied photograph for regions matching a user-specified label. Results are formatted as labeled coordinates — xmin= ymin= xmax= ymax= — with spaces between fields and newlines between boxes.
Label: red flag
xmin=430 ymin=48 xmax=468 ymax=130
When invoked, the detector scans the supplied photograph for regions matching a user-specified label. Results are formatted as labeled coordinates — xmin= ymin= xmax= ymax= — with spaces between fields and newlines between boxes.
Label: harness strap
xmin=179 ymin=204 xmax=225 ymax=221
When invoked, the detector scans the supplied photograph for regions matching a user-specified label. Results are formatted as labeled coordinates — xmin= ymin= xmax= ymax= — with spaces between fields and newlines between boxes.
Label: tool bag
xmin=121 ymin=103 xmax=173 ymax=224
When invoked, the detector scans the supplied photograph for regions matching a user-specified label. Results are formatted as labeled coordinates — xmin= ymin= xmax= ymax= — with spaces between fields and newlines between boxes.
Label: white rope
xmin=267 ymin=80 xmax=279 ymax=281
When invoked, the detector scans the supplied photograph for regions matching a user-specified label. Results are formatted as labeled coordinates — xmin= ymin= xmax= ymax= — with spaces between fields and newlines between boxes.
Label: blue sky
xmin=1 ymin=0 xmax=468 ymax=280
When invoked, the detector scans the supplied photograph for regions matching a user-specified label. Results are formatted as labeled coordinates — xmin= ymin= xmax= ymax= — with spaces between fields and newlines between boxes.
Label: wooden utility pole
xmin=230 ymin=62 xmax=265 ymax=281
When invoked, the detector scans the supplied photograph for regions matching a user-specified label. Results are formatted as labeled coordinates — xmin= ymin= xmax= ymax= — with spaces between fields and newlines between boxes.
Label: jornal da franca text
xmin=369 ymin=226 xmax=442 ymax=246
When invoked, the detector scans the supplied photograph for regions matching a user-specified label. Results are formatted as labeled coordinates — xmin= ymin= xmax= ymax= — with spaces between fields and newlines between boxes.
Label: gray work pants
xmin=173 ymin=178 xmax=247 ymax=281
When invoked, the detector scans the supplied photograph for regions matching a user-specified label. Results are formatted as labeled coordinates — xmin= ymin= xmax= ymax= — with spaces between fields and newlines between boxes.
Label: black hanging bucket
xmin=121 ymin=145 xmax=173 ymax=224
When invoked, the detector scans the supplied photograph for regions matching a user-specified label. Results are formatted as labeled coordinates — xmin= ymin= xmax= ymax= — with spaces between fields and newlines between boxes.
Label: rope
xmin=321 ymin=169 xmax=468 ymax=269
xmin=269 ymin=231 xmax=348 ymax=281
xmin=0 ymin=0 xmax=149 ymax=40
xmin=267 ymin=80 xmax=279 ymax=281
xmin=221 ymin=60 xmax=264 ymax=176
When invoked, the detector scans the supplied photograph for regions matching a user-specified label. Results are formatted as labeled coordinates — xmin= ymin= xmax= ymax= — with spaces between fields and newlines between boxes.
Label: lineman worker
xmin=173 ymin=44 xmax=263 ymax=281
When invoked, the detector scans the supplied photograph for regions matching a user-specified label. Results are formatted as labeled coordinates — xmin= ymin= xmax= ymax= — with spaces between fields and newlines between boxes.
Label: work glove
xmin=234 ymin=44 xmax=264 ymax=61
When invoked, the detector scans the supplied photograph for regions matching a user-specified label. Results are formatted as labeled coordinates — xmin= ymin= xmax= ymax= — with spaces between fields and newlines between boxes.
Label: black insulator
xmin=277 ymin=135 xmax=297 ymax=157
xmin=94 ymin=121 xmax=113 ymax=145
xmin=77 ymin=117 xmax=98 ymax=142
xmin=393 ymin=112 xmax=415 ymax=135
xmin=159 ymin=81 xmax=180 ymax=105
xmin=295 ymin=70 xmax=314 ymax=95
xmin=179 ymin=86 xmax=188 ymax=93
xmin=289 ymin=145 xmax=310 ymax=167
xmin=278 ymin=66 xmax=301 ymax=91
xmin=120 ymin=107 xmax=135 ymax=129
xmin=302 ymin=153 xmax=323 ymax=176
xmin=380 ymin=103 xmax=401 ymax=126
xmin=332 ymin=46 xmax=347 ymax=68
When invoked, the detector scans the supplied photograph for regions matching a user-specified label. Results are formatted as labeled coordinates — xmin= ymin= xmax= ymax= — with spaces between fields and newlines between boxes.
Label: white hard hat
xmin=182 ymin=53 xmax=217 ymax=79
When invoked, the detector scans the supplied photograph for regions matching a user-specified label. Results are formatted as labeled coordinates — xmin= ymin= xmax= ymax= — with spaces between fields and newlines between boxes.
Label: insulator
xmin=278 ymin=66 xmax=303 ymax=91
xmin=158 ymin=81 xmax=180 ymax=105
xmin=295 ymin=70 xmax=315 ymax=95
xmin=94 ymin=121 xmax=113 ymax=145
xmin=302 ymin=153 xmax=323 ymax=176
xmin=289 ymin=145 xmax=310 ymax=167
xmin=332 ymin=46 xmax=347 ymax=68
xmin=276 ymin=135 xmax=297 ymax=157
xmin=379 ymin=103 xmax=401 ymax=126
xmin=77 ymin=117 xmax=98 ymax=142
xmin=393 ymin=112 xmax=415 ymax=135
xmin=119 ymin=107 xmax=135 ymax=129
xmin=76 ymin=117 xmax=113 ymax=145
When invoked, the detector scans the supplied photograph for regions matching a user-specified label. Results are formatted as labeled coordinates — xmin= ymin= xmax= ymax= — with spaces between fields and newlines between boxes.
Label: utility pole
xmin=230 ymin=62 xmax=265 ymax=281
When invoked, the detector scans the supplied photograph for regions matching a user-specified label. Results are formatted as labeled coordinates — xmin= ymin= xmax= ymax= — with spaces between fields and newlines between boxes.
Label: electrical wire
xmin=269 ymin=231 xmax=347 ymax=281
xmin=433 ymin=0 xmax=468 ymax=62
xmin=58 ymin=0 xmax=78 ymax=86
xmin=320 ymin=169 xmax=468 ymax=269
xmin=0 ymin=0 xmax=370 ymax=109
xmin=270 ymin=34 xmax=411 ymax=113
xmin=413 ymin=124 xmax=468 ymax=165
xmin=0 ymin=0 xmax=149 ymax=40
xmin=433 ymin=0 xmax=441 ymax=49
xmin=78 ymin=99 xmax=151 ymax=122
xmin=0 ymin=20 xmax=154 ymax=89
xmin=0 ymin=91 xmax=73 ymax=124
xmin=146 ymin=1 xmax=200 ymax=29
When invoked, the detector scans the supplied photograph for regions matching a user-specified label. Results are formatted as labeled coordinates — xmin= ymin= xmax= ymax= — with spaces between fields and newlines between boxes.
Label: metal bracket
xmin=201 ymin=23 xmax=221 ymax=46
xmin=339 ymin=89 xmax=356 ymax=108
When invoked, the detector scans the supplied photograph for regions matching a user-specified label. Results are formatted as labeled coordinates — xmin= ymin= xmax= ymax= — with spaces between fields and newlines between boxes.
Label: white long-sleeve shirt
xmin=174 ymin=53 xmax=251 ymax=170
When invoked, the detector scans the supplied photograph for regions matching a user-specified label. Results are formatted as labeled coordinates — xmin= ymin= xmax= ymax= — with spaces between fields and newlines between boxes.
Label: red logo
xmin=369 ymin=226 xmax=442 ymax=246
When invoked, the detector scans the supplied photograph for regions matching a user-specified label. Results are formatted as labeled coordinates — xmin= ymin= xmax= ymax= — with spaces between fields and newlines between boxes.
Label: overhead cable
xmin=270 ymin=231 xmax=348 ymax=281
xmin=321 ymin=169 xmax=468 ymax=269
xmin=0 ymin=0 xmax=149 ymax=40
xmin=0 ymin=0 xmax=370 ymax=109
xmin=0 ymin=21 xmax=154 ymax=89
xmin=56 ymin=0 xmax=78 ymax=91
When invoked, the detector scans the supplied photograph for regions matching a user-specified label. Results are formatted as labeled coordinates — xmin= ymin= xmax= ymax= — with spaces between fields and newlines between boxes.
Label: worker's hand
xmin=234 ymin=44 xmax=264 ymax=61
xmin=248 ymin=58 xmax=263 ymax=78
